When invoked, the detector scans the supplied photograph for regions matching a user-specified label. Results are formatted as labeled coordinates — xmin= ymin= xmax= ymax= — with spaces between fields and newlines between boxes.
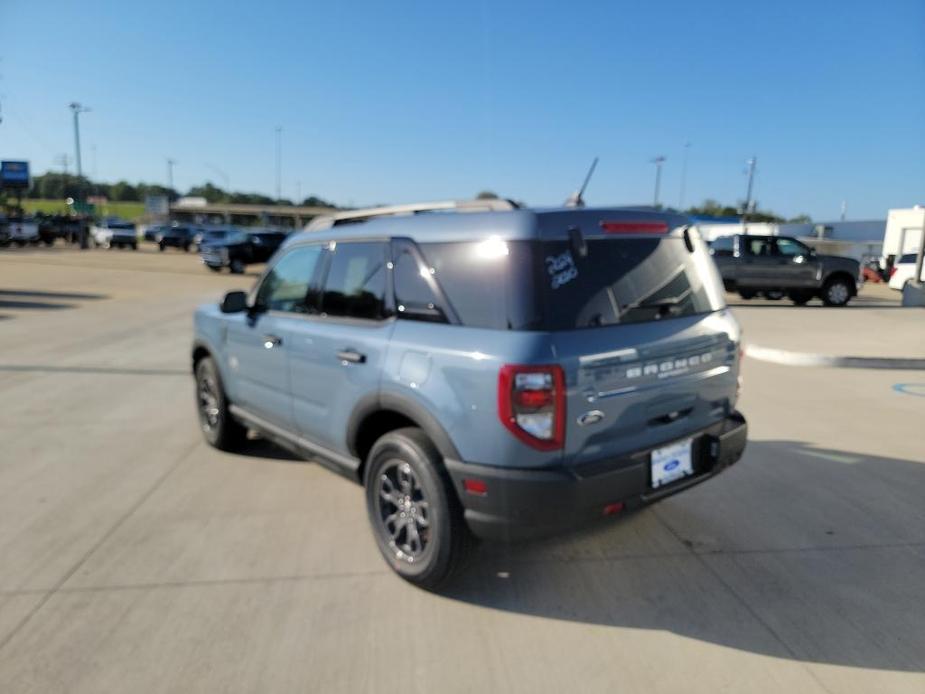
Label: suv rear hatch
xmin=537 ymin=216 xmax=740 ymax=470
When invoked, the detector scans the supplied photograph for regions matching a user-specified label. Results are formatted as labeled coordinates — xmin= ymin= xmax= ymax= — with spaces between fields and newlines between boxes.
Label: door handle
xmin=336 ymin=350 xmax=366 ymax=364
xmin=262 ymin=334 xmax=283 ymax=349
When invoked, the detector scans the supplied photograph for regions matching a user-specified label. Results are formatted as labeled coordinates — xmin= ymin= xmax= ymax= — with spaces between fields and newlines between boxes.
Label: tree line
xmin=23 ymin=173 xmax=337 ymax=209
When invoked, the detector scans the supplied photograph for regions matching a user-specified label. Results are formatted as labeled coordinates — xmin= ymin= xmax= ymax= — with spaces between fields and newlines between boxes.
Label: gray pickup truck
xmin=709 ymin=234 xmax=860 ymax=306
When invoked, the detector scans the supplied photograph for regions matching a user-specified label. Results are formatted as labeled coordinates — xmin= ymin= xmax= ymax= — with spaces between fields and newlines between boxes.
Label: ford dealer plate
xmin=650 ymin=438 xmax=694 ymax=488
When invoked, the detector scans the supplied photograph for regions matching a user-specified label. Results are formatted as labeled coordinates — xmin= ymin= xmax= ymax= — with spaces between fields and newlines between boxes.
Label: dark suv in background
xmin=199 ymin=229 xmax=287 ymax=273
xmin=710 ymin=234 xmax=860 ymax=306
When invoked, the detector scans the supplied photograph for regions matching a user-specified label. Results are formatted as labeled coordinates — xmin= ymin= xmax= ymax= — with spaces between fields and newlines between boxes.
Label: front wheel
xmin=229 ymin=258 xmax=245 ymax=274
xmin=195 ymin=356 xmax=247 ymax=451
xmin=738 ymin=289 xmax=757 ymax=300
xmin=822 ymin=277 xmax=853 ymax=307
xmin=364 ymin=428 xmax=472 ymax=589
xmin=762 ymin=290 xmax=785 ymax=300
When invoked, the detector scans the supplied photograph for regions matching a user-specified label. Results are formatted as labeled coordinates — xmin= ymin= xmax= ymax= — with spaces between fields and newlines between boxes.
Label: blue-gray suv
xmin=192 ymin=206 xmax=748 ymax=587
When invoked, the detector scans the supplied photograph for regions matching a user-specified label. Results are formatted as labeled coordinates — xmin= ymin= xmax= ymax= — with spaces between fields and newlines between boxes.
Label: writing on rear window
xmin=546 ymin=250 xmax=577 ymax=289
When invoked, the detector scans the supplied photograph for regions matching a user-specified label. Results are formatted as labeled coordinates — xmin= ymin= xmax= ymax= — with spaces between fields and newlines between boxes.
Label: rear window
xmin=417 ymin=235 xmax=725 ymax=331
xmin=537 ymin=237 xmax=725 ymax=329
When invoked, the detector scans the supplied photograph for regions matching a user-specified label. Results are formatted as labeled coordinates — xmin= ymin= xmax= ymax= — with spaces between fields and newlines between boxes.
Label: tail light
xmin=498 ymin=365 xmax=566 ymax=451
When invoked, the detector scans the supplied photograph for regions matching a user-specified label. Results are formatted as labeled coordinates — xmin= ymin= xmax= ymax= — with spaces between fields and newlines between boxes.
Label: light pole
xmin=742 ymin=156 xmax=757 ymax=228
xmin=679 ymin=142 xmax=690 ymax=209
xmin=651 ymin=156 xmax=666 ymax=207
xmin=166 ymin=158 xmax=176 ymax=192
xmin=68 ymin=102 xmax=90 ymax=181
xmin=274 ymin=126 xmax=282 ymax=202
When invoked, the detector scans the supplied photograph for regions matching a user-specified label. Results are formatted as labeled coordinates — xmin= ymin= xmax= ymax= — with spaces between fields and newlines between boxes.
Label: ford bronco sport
xmin=192 ymin=204 xmax=748 ymax=587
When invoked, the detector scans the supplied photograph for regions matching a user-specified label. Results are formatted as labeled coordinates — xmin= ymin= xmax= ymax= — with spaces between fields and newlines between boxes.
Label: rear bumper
xmin=445 ymin=412 xmax=747 ymax=542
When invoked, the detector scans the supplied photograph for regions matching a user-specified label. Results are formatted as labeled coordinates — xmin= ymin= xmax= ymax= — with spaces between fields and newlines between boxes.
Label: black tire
xmin=183 ymin=243 xmax=191 ymax=252
xmin=788 ymin=290 xmax=813 ymax=306
xmin=194 ymin=356 xmax=247 ymax=451
xmin=230 ymin=258 xmax=245 ymax=274
xmin=158 ymin=243 xmax=166 ymax=252
xmin=364 ymin=427 xmax=472 ymax=589
xmin=738 ymin=289 xmax=756 ymax=300
xmin=131 ymin=243 xmax=138 ymax=251
xmin=207 ymin=265 xmax=222 ymax=273
xmin=762 ymin=290 xmax=785 ymax=300
xmin=822 ymin=277 xmax=853 ymax=307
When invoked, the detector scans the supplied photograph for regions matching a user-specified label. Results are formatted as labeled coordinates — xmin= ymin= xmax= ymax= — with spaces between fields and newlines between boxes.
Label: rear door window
xmin=745 ymin=237 xmax=773 ymax=256
xmin=320 ymin=242 xmax=388 ymax=320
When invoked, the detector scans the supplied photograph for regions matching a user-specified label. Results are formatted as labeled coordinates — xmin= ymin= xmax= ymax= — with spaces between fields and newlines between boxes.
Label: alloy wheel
xmin=375 ymin=460 xmax=431 ymax=563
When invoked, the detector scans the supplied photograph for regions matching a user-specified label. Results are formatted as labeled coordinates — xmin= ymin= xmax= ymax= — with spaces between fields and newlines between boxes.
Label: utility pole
xmin=166 ymin=158 xmax=176 ymax=191
xmin=679 ymin=142 xmax=690 ymax=210
xmin=55 ymin=153 xmax=71 ymax=176
xmin=274 ymin=126 xmax=282 ymax=202
xmin=651 ymin=156 xmax=666 ymax=207
xmin=742 ymin=156 xmax=756 ymax=228
xmin=68 ymin=102 xmax=90 ymax=181
xmin=840 ymin=200 xmax=847 ymax=221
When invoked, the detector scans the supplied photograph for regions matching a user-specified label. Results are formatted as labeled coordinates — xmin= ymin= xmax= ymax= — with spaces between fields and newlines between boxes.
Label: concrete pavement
xmin=0 ymin=247 xmax=923 ymax=693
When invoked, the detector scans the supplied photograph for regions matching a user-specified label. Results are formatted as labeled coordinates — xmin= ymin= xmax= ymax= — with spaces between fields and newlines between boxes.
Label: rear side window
xmin=417 ymin=241 xmax=542 ymax=330
xmin=899 ymin=253 xmax=916 ymax=264
xmin=538 ymin=237 xmax=724 ymax=330
xmin=392 ymin=243 xmax=450 ymax=323
xmin=321 ymin=242 xmax=388 ymax=320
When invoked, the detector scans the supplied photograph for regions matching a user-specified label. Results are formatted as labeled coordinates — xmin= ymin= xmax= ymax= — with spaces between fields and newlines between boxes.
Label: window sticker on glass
xmin=546 ymin=250 xmax=578 ymax=289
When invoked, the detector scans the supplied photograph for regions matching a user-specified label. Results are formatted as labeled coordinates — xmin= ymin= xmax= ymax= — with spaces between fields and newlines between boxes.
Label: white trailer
xmin=882 ymin=206 xmax=925 ymax=268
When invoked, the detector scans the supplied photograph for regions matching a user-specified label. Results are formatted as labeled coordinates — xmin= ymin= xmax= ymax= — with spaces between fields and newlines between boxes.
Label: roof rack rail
xmin=304 ymin=198 xmax=520 ymax=231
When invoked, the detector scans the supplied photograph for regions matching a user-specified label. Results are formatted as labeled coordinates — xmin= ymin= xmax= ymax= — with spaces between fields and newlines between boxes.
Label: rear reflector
xmin=600 ymin=221 xmax=668 ymax=234
xmin=603 ymin=502 xmax=625 ymax=516
xmin=463 ymin=479 xmax=488 ymax=496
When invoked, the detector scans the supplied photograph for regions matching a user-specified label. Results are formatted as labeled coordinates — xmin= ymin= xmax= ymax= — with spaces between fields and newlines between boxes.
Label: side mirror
xmin=220 ymin=290 xmax=248 ymax=313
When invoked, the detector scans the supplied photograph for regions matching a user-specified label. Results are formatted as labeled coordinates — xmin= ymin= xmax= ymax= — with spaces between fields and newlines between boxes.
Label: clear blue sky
xmin=2 ymin=0 xmax=923 ymax=219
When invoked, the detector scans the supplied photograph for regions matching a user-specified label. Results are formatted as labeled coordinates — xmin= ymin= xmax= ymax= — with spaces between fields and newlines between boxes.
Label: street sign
xmin=0 ymin=161 xmax=31 ymax=190
xmin=72 ymin=201 xmax=95 ymax=215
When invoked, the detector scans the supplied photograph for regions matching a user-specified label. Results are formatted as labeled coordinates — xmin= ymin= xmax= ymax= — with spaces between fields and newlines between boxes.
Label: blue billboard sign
xmin=1 ymin=161 xmax=31 ymax=190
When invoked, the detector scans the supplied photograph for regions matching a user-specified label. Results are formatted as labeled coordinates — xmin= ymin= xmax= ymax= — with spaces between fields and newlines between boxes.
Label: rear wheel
xmin=738 ymin=289 xmax=756 ymax=300
xmin=131 ymin=242 xmax=138 ymax=251
xmin=158 ymin=242 xmax=166 ymax=252
xmin=364 ymin=428 xmax=472 ymax=589
xmin=788 ymin=290 xmax=813 ymax=306
xmin=762 ymin=290 xmax=785 ymax=300
xmin=230 ymin=258 xmax=245 ymax=274
xmin=822 ymin=277 xmax=853 ymax=307
xmin=195 ymin=356 xmax=247 ymax=451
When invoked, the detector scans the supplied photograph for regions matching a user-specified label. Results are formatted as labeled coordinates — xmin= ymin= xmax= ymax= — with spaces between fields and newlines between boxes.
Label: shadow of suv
xmin=192 ymin=206 xmax=747 ymax=588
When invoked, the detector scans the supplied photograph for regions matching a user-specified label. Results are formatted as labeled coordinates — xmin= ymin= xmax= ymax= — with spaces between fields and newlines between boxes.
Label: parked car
xmin=709 ymin=234 xmax=860 ymax=306
xmin=158 ymin=225 xmax=196 ymax=252
xmin=888 ymin=253 xmax=925 ymax=291
xmin=90 ymin=219 xmax=138 ymax=250
xmin=191 ymin=205 xmax=748 ymax=588
xmin=3 ymin=216 xmax=41 ymax=246
xmin=199 ymin=229 xmax=287 ymax=273
xmin=143 ymin=224 xmax=170 ymax=242
xmin=195 ymin=227 xmax=235 ymax=251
